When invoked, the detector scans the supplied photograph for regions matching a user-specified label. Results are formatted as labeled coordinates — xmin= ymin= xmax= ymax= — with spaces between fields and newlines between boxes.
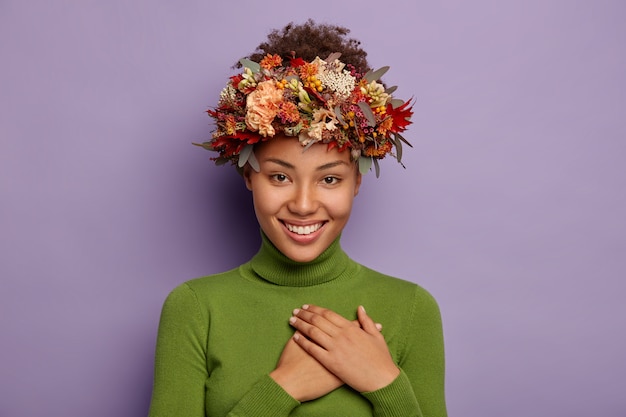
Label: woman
xmin=149 ymin=21 xmax=446 ymax=417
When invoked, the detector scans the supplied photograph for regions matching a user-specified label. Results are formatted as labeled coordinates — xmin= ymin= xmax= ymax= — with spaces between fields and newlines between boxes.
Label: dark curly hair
xmin=241 ymin=19 xmax=370 ymax=74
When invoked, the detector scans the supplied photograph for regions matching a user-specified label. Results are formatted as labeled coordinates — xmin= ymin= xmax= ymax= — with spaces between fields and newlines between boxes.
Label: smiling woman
xmin=244 ymin=137 xmax=361 ymax=263
xmin=148 ymin=20 xmax=447 ymax=417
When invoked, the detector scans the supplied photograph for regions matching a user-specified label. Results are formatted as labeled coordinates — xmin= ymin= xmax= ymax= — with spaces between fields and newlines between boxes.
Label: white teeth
xmin=286 ymin=223 xmax=322 ymax=235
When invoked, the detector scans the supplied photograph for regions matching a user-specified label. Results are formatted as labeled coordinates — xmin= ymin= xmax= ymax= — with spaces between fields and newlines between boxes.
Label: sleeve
xmin=148 ymin=283 xmax=301 ymax=417
xmin=362 ymin=286 xmax=447 ymax=417
xmin=225 ymin=374 xmax=300 ymax=417
xmin=148 ymin=283 xmax=209 ymax=417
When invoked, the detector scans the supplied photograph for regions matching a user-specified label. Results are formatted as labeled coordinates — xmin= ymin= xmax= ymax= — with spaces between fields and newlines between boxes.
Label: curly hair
xmin=241 ymin=19 xmax=370 ymax=74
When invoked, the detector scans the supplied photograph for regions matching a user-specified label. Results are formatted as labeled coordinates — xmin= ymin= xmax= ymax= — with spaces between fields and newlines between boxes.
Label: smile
xmin=284 ymin=222 xmax=324 ymax=235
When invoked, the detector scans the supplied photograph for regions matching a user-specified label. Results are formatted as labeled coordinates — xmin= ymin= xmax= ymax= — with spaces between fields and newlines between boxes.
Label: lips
xmin=284 ymin=222 xmax=324 ymax=235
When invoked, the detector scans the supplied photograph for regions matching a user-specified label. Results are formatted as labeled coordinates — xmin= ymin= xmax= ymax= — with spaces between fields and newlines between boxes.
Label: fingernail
xmin=360 ymin=305 xmax=366 ymax=314
xmin=292 ymin=308 xmax=300 ymax=315
xmin=376 ymin=323 xmax=383 ymax=331
xmin=289 ymin=316 xmax=296 ymax=324
xmin=302 ymin=304 xmax=310 ymax=310
xmin=293 ymin=333 xmax=300 ymax=341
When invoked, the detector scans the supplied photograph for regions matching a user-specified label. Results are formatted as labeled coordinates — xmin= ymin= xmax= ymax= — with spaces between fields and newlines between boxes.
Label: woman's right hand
xmin=270 ymin=336 xmax=343 ymax=402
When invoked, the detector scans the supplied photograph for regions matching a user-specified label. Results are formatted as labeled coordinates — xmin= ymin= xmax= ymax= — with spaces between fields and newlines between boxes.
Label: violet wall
xmin=1 ymin=1 xmax=625 ymax=416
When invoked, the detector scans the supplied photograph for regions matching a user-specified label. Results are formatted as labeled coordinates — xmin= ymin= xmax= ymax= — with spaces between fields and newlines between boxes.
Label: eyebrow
xmin=264 ymin=158 xmax=349 ymax=171
xmin=316 ymin=160 xmax=350 ymax=171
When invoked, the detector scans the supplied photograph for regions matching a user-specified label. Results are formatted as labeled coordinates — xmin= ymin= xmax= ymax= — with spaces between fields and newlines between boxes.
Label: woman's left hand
xmin=289 ymin=304 xmax=400 ymax=393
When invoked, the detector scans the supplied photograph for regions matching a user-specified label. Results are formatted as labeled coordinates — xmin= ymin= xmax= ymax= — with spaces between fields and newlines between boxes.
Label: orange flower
xmin=298 ymin=62 xmax=318 ymax=80
xmin=278 ymin=101 xmax=300 ymax=123
xmin=260 ymin=54 xmax=283 ymax=70
xmin=364 ymin=140 xmax=392 ymax=158
xmin=376 ymin=117 xmax=394 ymax=136
xmin=224 ymin=115 xmax=237 ymax=135
xmin=245 ymin=81 xmax=284 ymax=136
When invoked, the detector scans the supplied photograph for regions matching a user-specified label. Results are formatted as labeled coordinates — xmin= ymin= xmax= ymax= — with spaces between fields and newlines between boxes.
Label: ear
xmin=354 ymin=172 xmax=362 ymax=196
xmin=243 ymin=164 xmax=253 ymax=191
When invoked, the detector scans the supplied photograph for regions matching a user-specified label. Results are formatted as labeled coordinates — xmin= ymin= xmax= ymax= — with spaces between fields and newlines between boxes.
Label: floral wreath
xmin=195 ymin=53 xmax=413 ymax=176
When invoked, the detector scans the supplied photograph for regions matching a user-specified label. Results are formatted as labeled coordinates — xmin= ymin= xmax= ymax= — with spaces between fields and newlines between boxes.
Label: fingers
xmin=291 ymin=304 xmax=382 ymax=331
xmin=292 ymin=331 xmax=327 ymax=358
xmin=351 ymin=319 xmax=383 ymax=332
xmin=289 ymin=305 xmax=398 ymax=393
xmin=271 ymin=332 xmax=343 ymax=402
xmin=289 ymin=304 xmax=353 ymax=339
xmin=289 ymin=314 xmax=334 ymax=347
xmin=357 ymin=305 xmax=381 ymax=335
xmin=298 ymin=304 xmax=350 ymax=328
xmin=289 ymin=305 xmax=383 ymax=347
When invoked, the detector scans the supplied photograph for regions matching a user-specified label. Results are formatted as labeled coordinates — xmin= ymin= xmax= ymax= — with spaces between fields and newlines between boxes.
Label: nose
xmin=287 ymin=183 xmax=319 ymax=216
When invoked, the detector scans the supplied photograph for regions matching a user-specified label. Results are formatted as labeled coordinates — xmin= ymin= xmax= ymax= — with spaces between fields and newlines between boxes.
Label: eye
xmin=322 ymin=176 xmax=340 ymax=185
xmin=270 ymin=173 xmax=288 ymax=183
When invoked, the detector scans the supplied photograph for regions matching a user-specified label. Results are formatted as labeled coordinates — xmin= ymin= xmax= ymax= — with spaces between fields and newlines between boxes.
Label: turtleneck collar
xmin=246 ymin=231 xmax=356 ymax=287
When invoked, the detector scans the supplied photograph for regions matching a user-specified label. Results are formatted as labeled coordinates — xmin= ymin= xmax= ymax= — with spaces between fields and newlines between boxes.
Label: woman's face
xmin=244 ymin=137 xmax=361 ymax=263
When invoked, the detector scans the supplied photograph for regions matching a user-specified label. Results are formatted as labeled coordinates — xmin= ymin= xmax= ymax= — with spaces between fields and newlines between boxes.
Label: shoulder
xmin=184 ymin=266 xmax=242 ymax=289
xmin=359 ymin=265 xmax=439 ymax=304
xmin=355 ymin=264 xmax=443 ymax=329
xmin=161 ymin=266 xmax=243 ymax=310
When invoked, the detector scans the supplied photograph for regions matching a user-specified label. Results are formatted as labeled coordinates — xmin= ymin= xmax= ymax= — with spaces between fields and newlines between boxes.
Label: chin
xmin=265 ymin=222 xmax=338 ymax=263
xmin=278 ymin=244 xmax=326 ymax=263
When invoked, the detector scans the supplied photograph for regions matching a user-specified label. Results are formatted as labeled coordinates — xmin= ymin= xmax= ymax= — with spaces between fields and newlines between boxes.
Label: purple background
xmin=1 ymin=1 xmax=625 ymax=416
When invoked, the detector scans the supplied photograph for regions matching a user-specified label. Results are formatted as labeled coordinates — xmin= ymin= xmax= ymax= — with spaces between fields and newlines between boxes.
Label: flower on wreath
xmin=244 ymin=80 xmax=283 ymax=137
xmin=195 ymin=53 xmax=414 ymax=177
xmin=277 ymin=101 xmax=300 ymax=124
xmin=299 ymin=108 xmax=340 ymax=146
xmin=260 ymin=53 xmax=282 ymax=70
xmin=364 ymin=140 xmax=393 ymax=158
xmin=298 ymin=60 xmax=320 ymax=81
xmin=386 ymin=99 xmax=414 ymax=134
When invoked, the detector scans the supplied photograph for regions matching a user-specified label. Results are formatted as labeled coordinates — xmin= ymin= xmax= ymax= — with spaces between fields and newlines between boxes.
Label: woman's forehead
xmin=255 ymin=136 xmax=352 ymax=165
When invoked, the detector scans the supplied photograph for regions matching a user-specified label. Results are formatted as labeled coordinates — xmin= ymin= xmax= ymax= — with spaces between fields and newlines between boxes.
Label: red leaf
xmin=230 ymin=74 xmax=244 ymax=86
xmin=305 ymin=86 xmax=327 ymax=106
xmin=290 ymin=57 xmax=306 ymax=68
xmin=326 ymin=141 xmax=350 ymax=153
xmin=386 ymin=98 xmax=414 ymax=134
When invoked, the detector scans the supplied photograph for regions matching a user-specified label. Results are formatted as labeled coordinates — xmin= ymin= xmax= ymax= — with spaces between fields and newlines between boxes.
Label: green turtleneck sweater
xmin=149 ymin=235 xmax=446 ymax=417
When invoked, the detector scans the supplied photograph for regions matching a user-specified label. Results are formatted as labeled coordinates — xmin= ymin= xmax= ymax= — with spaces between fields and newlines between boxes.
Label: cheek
xmin=251 ymin=184 xmax=281 ymax=217
xmin=341 ymin=200 xmax=355 ymax=219
xmin=327 ymin=190 xmax=356 ymax=220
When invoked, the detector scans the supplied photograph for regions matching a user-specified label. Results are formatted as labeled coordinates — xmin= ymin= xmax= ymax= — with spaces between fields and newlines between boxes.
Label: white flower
xmin=218 ymin=84 xmax=237 ymax=105
xmin=317 ymin=70 xmax=356 ymax=100
xmin=299 ymin=108 xmax=339 ymax=145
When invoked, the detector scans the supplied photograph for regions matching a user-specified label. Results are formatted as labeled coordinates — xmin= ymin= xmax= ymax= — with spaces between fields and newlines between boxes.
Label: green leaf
xmin=239 ymin=58 xmax=260 ymax=73
xmin=390 ymin=98 xmax=404 ymax=109
xmin=393 ymin=134 xmax=403 ymax=162
xmin=238 ymin=144 xmax=254 ymax=168
xmin=357 ymin=102 xmax=376 ymax=126
xmin=396 ymin=133 xmax=414 ymax=148
xmin=192 ymin=141 xmax=214 ymax=151
xmin=334 ymin=105 xmax=345 ymax=124
xmin=358 ymin=156 xmax=372 ymax=175
xmin=247 ymin=148 xmax=260 ymax=172
xmin=283 ymin=122 xmax=303 ymax=136
xmin=302 ymin=139 xmax=316 ymax=152
xmin=385 ymin=85 xmax=398 ymax=94
xmin=364 ymin=66 xmax=390 ymax=83
xmin=373 ymin=157 xmax=381 ymax=178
